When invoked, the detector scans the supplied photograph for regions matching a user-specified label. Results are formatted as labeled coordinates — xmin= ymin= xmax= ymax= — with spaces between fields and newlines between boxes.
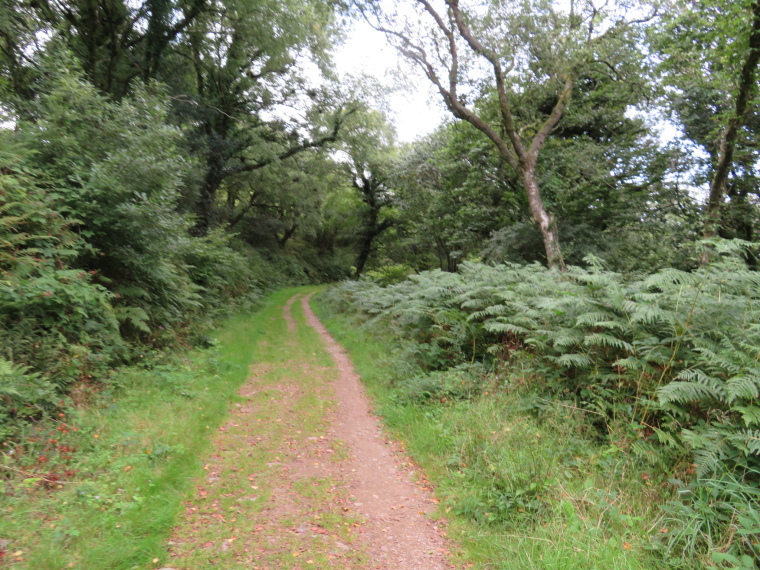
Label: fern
xmin=325 ymin=241 xmax=760 ymax=480
xmin=551 ymin=353 xmax=593 ymax=369
xmin=734 ymin=406 xmax=760 ymax=428
xmin=583 ymin=333 xmax=634 ymax=352
xmin=659 ymin=381 xmax=723 ymax=404
xmin=725 ymin=375 xmax=760 ymax=403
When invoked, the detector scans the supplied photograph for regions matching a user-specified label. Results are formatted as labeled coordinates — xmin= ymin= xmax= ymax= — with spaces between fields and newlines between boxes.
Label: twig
xmin=537 ymin=397 xmax=605 ymax=417
xmin=0 ymin=463 xmax=77 ymax=485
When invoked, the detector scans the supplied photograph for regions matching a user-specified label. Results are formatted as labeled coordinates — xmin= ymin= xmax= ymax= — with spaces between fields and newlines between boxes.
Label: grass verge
xmin=313 ymin=295 xmax=667 ymax=570
xmin=0 ymin=289 xmax=299 ymax=569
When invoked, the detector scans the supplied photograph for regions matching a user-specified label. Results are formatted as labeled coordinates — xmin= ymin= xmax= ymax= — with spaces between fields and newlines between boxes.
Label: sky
xmin=331 ymin=18 xmax=448 ymax=143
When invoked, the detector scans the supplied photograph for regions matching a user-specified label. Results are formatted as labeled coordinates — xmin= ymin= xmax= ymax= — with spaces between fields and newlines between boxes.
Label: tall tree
xmin=392 ymin=123 xmax=518 ymax=272
xmin=0 ymin=0 xmax=208 ymax=100
xmin=0 ymin=0 xmax=353 ymax=236
xmin=337 ymin=108 xmax=397 ymax=277
xmin=361 ymin=0 xmax=656 ymax=270
xmin=169 ymin=0 xmax=353 ymax=234
xmin=657 ymin=0 xmax=760 ymax=257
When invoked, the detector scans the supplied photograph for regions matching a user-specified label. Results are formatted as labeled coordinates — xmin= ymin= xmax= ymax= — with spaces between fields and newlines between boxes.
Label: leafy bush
xmin=18 ymin=71 xmax=204 ymax=334
xmin=0 ymin=65 xmax=280 ymax=440
xmin=0 ymin=359 xmax=59 ymax=441
xmin=1 ymin=140 xmax=122 ymax=384
xmin=397 ymin=362 xmax=487 ymax=404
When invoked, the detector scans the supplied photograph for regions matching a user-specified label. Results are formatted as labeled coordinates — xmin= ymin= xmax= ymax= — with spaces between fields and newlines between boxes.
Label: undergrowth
xmin=316 ymin=241 xmax=760 ymax=568
xmin=0 ymin=289 xmax=287 ymax=568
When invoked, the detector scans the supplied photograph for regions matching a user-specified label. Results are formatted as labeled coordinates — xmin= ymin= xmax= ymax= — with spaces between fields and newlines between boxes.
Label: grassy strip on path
xmin=0 ymin=288 xmax=299 ymax=569
xmin=167 ymin=287 xmax=370 ymax=569
xmin=313 ymin=295 xmax=662 ymax=570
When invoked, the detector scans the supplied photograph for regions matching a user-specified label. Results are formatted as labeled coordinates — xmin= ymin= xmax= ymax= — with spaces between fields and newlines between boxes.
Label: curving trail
xmin=166 ymin=291 xmax=454 ymax=569
xmin=300 ymin=293 xmax=452 ymax=568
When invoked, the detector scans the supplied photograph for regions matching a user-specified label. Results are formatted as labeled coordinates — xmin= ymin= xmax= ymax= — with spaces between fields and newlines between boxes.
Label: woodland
xmin=1 ymin=0 xmax=760 ymax=567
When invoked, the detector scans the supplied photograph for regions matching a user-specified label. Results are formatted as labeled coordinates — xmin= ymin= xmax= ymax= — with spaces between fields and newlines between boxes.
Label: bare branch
xmin=446 ymin=0 xmax=526 ymax=164
xmin=528 ymin=75 xmax=574 ymax=161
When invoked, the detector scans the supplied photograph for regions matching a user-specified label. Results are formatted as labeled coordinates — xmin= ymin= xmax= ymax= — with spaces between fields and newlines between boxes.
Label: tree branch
xmin=528 ymin=75 xmax=574 ymax=161
xmin=229 ymin=106 xmax=353 ymax=178
xmin=446 ymin=0 xmax=526 ymax=165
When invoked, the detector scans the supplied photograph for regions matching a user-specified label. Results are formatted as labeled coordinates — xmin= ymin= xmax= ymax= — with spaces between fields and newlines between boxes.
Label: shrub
xmin=0 ymin=359 xmax=60 ymax=441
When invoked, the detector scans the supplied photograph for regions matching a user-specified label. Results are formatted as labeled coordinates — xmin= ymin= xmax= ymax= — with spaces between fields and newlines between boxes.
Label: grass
xmin=167 ymin=287 xmax=368 ymax=569
xmin=0 ymin=285 xmax=680 ymax=569
xmin=0 ymin=288 xmax=299 ymax=569
xmin=312 ymin=295 xmax=669 ymax=570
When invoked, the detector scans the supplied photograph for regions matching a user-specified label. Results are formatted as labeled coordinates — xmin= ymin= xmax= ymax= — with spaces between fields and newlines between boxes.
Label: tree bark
xmin=278 ymin=223 xmax=298 ymax=248
xmin=523 ymin=167 xmax=564 ymax=270
xmin=351 ymin=170 xmax=391 ymax=277
xmin=353 ymin=211 xmax=392 ymax=278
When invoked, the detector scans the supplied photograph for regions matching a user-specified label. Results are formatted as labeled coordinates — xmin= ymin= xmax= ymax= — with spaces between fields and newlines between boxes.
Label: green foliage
xmin=397 ymin=363 xmax=487 ymax=404
xmin=18 ymin=69 xmax=206 ymax=331
xmin=0 ymin=359 xmax=58 ymax=441
xmin=0 ymin=138 xmax=122 ymax=388
xmin=0 ymin=66 xmax=285 ymax=440
xmin=657 ymin=476 xmax=760 ymax=567
xmin=323 ymin=240 xmax=760 ymax=563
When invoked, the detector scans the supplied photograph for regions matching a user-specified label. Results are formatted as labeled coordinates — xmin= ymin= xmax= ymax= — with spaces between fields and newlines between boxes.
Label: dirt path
xmin=166 ymin=292 xmax=453 ymax=569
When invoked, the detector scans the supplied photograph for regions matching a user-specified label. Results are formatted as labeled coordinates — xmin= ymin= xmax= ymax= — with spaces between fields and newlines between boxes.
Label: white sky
xmin=332 ymin=18 xmax=448 ymax=143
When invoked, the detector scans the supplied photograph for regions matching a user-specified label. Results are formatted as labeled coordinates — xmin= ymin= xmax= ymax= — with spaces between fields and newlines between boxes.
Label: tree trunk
xmin=726 ymin=184 xmax=757 ymax=269
xmin=447 ymin=252 xmax=457 ymax=273
xmin=278 ymin=223 xmax=298 ymax=248
xmin=354 ymin=235 xmax=374 ymax=278
xmin=523 ymin=165 xmax=565 ymax=271
xmin=353 ymin=221 xmax=391 ymax=278
xmin=192 ymin=163 xmax=224 ymax=236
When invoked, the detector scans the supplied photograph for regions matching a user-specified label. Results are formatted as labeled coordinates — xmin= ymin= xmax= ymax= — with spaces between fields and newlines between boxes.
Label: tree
xmin=391 ymin=104 xmax=691 ymax=274
xmin=162 ymin=0 xmax=352 ymax=235
xmin=361 ymin=0 xmax=656 ymax=270
xmin=656 ymin=0 xmax=760 ymax=260
xmin=0 ymin=0 xmax=354 ymax=236
xmin=225 ymin=149 xmax=340 ymax=250
xmin=336 ymin=108 xmax=397 ymax=277
xmin=0 ymin=0 xmax=208 ymax=101
xmin=391 ymin=123 xmax=518 ymax=271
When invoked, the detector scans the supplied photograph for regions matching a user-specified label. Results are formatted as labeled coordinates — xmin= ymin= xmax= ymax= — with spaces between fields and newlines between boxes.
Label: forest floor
xmin=166 ymin=292 xmax=455 ymax=569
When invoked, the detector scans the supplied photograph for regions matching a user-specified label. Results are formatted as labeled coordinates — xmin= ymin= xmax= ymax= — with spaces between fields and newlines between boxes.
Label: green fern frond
xmin=583 ymin=333 xmax=633 ymax=352
xmin=574 ymin=311 xmax=614 ymax=326
xmin=658 ymin=381 xmax=722 ymax=404
xmin=734 ymin=405 xmax=760 ymax=428
xmin=551 ymin=353 xmax=592 ymax=369
xmin=725 ymin=375 xmax=760 ymax=404
xmin=484 ymin=321 xmax=528 ymax=335
xmin=643 ymin=268 xmax=700 ymax=289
